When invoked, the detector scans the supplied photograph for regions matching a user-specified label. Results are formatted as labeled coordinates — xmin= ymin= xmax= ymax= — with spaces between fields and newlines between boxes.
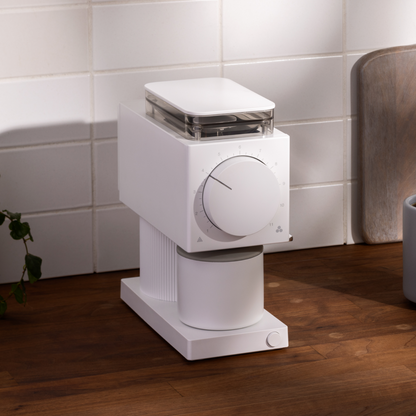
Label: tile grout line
xmin=219 ymin=0 xmax=224 ymax=78
xmin=342 ymin=0 xmax=348 ymax=245
xmin=0 ymin=52 xmax=378 ymax=84
xmin=89 ymin=0 xmax=98 ymax=273
xmin=0 ymin=3 xmax=88 ymax=14
xmin=290 ymin=182 xmax=344 ymax=191
xmin=0 ymin=0 xmax=188 ymax=14
xmin=21 ymin=203 xmax=126 ymax=219
xmin=0 ymin=140 xmax=93 ymax=153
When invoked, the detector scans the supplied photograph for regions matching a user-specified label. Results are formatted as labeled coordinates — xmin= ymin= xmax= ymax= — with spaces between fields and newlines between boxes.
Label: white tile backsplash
xmin=96 ymin=207 xmax=139 ymax=273
xmin=224 ymin=57 xmax=343 ymax=122
xmin=0 ymin=76 xmax=90 ymax=148
xmin=223 ymin=0 xmax=343 ymax=61
xmin=0 ymin=210 xmax=93 ymax=284
xmin=347 ymin=0 xmax=416 ymax=51
xmin=279 ymin=121 xmax=344 ymax=186
xmin=0 ymin=8 xmax=89 ymax=79
xmin=0 ymin=143 xmax=92 ymax=213
xmin=1 ymin=0 xmax=413 ymax=279
xmin=94 ymin=66 xmax=221 ymax=139
xmin=93 ymin=1 xmax=220 ymax=71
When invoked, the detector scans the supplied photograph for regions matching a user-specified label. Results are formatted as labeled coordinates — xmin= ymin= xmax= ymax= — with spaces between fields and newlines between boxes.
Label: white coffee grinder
xmin=118 ymin=78 xmax=290 ymax=360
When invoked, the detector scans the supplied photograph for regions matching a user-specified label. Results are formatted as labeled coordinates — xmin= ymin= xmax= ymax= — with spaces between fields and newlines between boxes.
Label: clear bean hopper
xmin=145 ymin=78 xmax=274 ymax=141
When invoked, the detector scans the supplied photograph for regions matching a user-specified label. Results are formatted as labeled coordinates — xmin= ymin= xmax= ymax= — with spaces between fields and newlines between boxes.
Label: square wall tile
xmin=0 ymin=8 xmax=89 ymax=78
xmin=94 ymin=140 xmax=119 ymax=206
xmin=223 ymin=0 xmax=342 ymax=61
xmin=93 ymin=1 xmax=219 ymax=71
xmin=347 ymin=182 xmax=363 ymax=244
xmin=0 ymin=76 xmax=90 ymax=148
xmin=279 ymin=121 xmax=343 ymax=186
xmin=0 ymin=143 xmax=92 ymax=213
xmin=0 ymin=210 xmax=93 ymax=284
xmin=224 ymin=57 xmax=343 ymax=123
xmin=265 ymin=185 xmax=344 ymax=253
xmin=347 ymin=0 xmax=416 ymax=51
xmin=94 ymin=66 xmax=220 ymax=139
xmin=96 ymin=207 xmax=139 ymax=273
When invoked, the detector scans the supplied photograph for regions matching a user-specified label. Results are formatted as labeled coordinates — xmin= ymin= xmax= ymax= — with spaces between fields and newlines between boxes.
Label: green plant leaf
xmin=0 ymin=295 xmax=7 ymax=316
xmin=0 ymin=209 xmax=40 ymax=314
xmin=10 ymin=283 xmax=26 ymax=305
xmin=9 ymin=220 xmax=30 ymax=240
xmin=3 ymin=210 xmax=21 ymax=222
xmin=25 ymin=254 xmax=42 ymax=283
xmin=28 ymin=228 xmax=34 ymax=242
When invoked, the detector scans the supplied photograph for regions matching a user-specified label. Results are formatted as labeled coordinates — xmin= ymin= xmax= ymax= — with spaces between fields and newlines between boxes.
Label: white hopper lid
xmin=144 ymin=77 xmax=275 ymax=117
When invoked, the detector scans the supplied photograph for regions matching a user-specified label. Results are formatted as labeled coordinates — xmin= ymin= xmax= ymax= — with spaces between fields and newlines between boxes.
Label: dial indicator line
xmin=208 ymin=174 xmax=232 ymax=190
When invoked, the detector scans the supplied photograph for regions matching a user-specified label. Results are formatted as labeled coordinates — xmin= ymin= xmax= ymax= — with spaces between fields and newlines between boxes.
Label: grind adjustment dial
xmin=202 ymin=156 xmax=280 ymax=237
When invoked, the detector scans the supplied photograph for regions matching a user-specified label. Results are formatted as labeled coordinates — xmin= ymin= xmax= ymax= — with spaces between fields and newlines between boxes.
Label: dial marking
xmin=208 ymin=174 xmax=232 ymax=191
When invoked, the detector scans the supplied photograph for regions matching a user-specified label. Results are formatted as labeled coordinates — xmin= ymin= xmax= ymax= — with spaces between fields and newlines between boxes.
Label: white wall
xmin=1 ymin=0 xmax=416 ymax=283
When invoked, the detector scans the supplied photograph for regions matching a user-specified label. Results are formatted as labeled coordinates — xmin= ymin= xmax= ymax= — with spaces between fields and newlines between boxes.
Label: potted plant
xmin=0 ymin=210 xmax=42 ymax=317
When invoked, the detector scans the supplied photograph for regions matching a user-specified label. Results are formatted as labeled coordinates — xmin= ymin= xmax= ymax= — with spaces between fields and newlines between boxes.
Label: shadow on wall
xmin=0 ymin=120 xmax=140 ymax=283
xmin=0 ymin=121 xmax=117 ymax=148
xmin=0 ymin=121 xmax=119 ymax=214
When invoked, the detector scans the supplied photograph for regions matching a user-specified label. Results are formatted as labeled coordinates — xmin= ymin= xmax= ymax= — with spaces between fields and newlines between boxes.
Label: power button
xmin=266 ymin=331 xmax=281 ymax=348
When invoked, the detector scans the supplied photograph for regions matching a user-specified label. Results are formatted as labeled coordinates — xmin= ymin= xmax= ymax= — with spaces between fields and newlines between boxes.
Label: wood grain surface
xmin=358 ymin=44 xmax=416 ymax=244
xmin=1 ymin=243 xmax=416 ymax=415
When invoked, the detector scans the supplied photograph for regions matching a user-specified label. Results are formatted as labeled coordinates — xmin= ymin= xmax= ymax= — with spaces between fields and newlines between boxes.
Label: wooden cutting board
xmin=358 ymin=44 xmax=416 ymax=244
